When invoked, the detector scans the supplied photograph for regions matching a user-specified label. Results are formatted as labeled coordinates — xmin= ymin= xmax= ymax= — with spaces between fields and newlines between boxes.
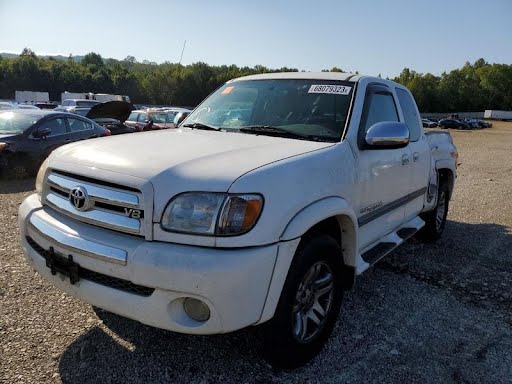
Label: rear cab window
xmin=395 ymin=88 xmax=421 ymax=141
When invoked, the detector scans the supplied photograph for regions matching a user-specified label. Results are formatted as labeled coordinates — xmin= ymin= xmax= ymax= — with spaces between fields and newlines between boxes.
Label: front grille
xmin=44 ymin=171 xmax=145 ymax=236
xmin=27 ymin=237 xmax=154 ymax=297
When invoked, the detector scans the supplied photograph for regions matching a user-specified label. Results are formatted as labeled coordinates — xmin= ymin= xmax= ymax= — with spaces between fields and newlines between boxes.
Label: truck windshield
xmin=183 ymin=79 xmax=354 ymax=142
xmin=0 ymin=112 xmax=41 ymax=134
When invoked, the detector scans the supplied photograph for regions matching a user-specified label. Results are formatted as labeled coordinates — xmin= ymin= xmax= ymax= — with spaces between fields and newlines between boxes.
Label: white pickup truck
xmin=19 ymin=73 xmax=457 ymax=368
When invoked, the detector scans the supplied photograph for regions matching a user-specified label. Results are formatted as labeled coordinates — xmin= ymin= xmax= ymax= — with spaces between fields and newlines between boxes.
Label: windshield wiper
xmin=239 ymin=125 xmax=328 ymax=142
xmin=182 ymin=122 xmax=221 ymax=131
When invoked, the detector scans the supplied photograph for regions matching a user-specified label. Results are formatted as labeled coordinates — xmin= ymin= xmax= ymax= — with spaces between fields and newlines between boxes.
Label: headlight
xmin=0 ymin=142 xmax=7 ymax=152
xmin=35 ymin=158 xmax=50 ymax=196
xmin=161 ymin=192 xmax=263 ymax=236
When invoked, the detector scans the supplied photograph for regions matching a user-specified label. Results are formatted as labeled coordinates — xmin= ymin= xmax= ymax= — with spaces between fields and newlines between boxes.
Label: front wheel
xmin=417 ymin=183 xmax=449 ymax=242
xmin=260 ymin=235 xmax=344 ymax=369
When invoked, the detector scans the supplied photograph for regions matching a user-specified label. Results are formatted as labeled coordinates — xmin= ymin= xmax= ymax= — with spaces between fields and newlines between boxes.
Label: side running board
xmin=357 ymin=216 xmax=425 ymax=274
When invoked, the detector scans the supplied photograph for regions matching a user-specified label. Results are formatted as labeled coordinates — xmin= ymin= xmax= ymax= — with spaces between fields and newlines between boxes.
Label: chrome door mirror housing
xmin=365 ymin=122 xmax=410 ymax=149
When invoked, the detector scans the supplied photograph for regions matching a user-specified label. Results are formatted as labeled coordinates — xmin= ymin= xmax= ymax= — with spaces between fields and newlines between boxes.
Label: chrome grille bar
xmin=47 ymin=173 xmax=139 ymax=208
xmin=44 ymin=171 xmax=144 ymax=236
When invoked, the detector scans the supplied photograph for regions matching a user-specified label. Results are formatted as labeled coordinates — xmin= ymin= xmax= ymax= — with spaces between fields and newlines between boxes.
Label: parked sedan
xmin=55 ymin=101 xmax=136 ymax=135
xmin=0 ymin=102 xmax=19 ymax=110
xmin=0 ymin=110 xmax=111 ymax=177
xmin=439 ymin=118 xmax=469 ymax=129
xmin=463 ymin=119 xmax=480 ymax=129
xmin=475 ymin=119 xmax=492 ymax=128
xmin=421 ymin=118 xmax=438 ymax=128
xmin=125 ymin=110 xmax=177 ymax=131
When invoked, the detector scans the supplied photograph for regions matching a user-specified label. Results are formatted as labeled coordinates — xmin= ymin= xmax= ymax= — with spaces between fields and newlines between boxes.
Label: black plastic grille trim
xmin=26 ymin=237 xmax=154 ymax=297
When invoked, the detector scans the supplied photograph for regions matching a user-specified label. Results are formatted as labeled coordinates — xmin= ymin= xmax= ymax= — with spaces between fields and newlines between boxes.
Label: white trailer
xmin=94 ymin=94 xmax=131 ymax=103
xmin=15 ymin=91 xmax=49 ymax=104
xmin=61 ymin=92 xmax=95 ymax=103
xmin=484 ymin=110 xmax=512 ymax=120
xmin=61 ymin=92 xmax=131 ymax=104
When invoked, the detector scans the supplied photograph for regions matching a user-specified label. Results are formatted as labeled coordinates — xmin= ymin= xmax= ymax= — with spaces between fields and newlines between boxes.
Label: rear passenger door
xmin=66 ymin=117 xmax=96 ymax=141
xmin=395 ymin=87 xmax=431 ymax=220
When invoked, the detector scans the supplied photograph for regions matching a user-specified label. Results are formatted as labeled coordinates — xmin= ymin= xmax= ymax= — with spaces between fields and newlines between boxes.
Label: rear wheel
xmin=417 ymin=183 xmax=449 ymax=242
xmin=260 ymin=235 xmax=344 ymax=369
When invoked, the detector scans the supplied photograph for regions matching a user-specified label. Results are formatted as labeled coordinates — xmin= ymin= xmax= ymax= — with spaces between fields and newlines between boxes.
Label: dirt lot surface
xmin=1 ymin=122 xmax=512 ymax=383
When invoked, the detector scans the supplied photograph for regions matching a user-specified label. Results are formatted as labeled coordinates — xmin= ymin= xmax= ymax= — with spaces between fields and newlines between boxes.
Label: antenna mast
xmin=179 ymin=40 xmax=187 ymax=65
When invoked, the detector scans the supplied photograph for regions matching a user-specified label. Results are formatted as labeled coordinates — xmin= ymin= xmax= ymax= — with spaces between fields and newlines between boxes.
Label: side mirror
xmin=365 ymin=122 xmax=409 ymax=149
xmin=174 ymin=113 xmax=187 ymax=127
xmin=33 ymin=128 xmax=51 ymax=138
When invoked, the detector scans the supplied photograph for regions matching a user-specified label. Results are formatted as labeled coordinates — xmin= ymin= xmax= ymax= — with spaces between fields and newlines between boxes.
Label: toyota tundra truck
xmin=18 ymin=73 xmax=458 ymax=369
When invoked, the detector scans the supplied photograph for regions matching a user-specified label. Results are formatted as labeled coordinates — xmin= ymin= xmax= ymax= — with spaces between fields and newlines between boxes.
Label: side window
xmin=62 ymin=100 xmax=70 ymax=106
xmin=138 ymin=113 xmax=148 ymax=122
xmin=68 ymin=117 xmax=92 ymax=132
xmin=127 ymin=112 xmax=138 ymax=121
xmin=41 ymin=118 xmax=67 ymax=136
xmin=396 ymin=88 xmax=421 ymax=141
xmin=359 ymin=91 xmax=399 ymax=135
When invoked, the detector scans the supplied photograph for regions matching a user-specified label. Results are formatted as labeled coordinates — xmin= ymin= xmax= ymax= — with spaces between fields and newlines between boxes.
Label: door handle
xmin=401 ymin=154 xmax=410 ymax=166
xmin=413 ymin=152 xmax=420 ymax=162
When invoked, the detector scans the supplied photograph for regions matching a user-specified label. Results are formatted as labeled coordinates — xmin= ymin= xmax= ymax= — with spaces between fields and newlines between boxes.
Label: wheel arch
xmin=280 ymin=196 xmax=358 ymax=284
xmin=437 ymin=166 xmax=455 ymax=199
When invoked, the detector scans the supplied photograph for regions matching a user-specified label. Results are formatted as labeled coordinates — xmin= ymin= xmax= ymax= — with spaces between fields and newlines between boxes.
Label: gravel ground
xmin=1 ymin=122 xmax=512 ymax=383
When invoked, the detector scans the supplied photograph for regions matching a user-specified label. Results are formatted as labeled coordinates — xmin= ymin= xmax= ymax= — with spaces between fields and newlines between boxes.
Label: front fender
xmin=258 ymin=197 xmax=358 ymax=324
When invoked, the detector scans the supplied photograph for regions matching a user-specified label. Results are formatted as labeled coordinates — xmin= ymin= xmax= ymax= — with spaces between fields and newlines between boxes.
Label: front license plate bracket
xmin=45 ymin=247 xmax=80 ymax=285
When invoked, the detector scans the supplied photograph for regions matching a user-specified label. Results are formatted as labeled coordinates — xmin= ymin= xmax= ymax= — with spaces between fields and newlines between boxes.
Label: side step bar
xmin=356 ymin=216 xmax=425 ymax=274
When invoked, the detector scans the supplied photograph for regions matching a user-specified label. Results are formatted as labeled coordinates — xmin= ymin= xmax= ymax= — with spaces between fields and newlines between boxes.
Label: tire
xmin=417 ymin=182 xmax=449 ymax=242
xmin=260 ymin=235 xmax=344 ymax=369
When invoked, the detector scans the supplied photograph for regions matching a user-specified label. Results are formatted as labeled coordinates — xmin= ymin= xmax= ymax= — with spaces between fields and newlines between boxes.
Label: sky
xmin=1 ymin=0 xmax=511 ymax=78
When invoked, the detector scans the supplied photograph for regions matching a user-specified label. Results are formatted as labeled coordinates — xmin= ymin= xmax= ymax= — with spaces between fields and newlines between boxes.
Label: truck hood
xmin=52 ymin=128 xmax=334 ymax=191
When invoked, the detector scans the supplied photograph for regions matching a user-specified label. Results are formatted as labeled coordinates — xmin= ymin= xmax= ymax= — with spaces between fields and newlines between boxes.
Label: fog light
xmin=183 ymin=298 xmax=210 ymax=322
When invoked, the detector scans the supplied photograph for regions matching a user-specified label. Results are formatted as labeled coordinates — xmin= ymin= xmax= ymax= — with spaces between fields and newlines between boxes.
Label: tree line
xmin=0 ymin=49 xmax=511 ymax=112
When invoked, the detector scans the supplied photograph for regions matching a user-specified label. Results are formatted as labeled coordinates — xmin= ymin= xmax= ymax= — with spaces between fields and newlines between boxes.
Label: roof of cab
xmin=229 ymin=72 xmax=364 ymax=83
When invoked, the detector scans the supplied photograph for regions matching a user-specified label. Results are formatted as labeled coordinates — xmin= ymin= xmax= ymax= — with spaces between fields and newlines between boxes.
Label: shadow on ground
xmin=0 ymin=176 xmax=35 ymax=194
xmin=57 ymin=219 xmax=512 ymax=383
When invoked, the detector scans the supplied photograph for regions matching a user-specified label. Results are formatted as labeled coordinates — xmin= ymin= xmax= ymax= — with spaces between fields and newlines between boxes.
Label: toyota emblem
xmin=69 ymin=186 xmax=91 ymax=211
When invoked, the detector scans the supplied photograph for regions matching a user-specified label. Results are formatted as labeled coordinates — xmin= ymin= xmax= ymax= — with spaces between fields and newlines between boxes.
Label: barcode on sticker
xmin=308 ymin=84 xmax=352 ymax=95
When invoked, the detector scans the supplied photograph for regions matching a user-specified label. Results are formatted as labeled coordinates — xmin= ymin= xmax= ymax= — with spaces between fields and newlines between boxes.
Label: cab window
xmin=127 ymin=112 xmax=138 ymax=121
xmin=396 ymin=88 xmax=421 ymax=141
xmin=359 ymin=92 xmax=399 ymax=134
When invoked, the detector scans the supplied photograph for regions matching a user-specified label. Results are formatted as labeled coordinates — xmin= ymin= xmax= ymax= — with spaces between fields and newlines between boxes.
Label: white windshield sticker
xmin=308 ymin=84 xmax=352 ymax=95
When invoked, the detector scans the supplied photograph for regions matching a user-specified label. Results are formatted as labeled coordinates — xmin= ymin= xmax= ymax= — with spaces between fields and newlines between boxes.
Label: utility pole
xmin=179 ymin=40 xmax=187 ymax=65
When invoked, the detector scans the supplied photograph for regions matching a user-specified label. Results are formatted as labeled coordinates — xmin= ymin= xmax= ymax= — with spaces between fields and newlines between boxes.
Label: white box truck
xmin=484 ymin=110 xmax=512 ymax=120
xmin=15 ymin=91 xmax=49 ymax=104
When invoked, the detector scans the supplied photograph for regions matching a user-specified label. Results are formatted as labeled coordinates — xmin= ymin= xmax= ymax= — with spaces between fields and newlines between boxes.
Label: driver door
xmin=355 ymin=85 xmax=412 ymax=249
xmin=31 ymin=116 xmax=70 ymax=161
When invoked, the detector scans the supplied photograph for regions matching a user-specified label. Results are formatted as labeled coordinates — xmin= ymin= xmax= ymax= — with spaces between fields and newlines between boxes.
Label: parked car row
xmin=0 ymin=100 xmax=194 ymax=178
xmin=0 ymin=109 xmax=111 ymax=178
xmin=422 ymin=117 xmax=492 ymax=130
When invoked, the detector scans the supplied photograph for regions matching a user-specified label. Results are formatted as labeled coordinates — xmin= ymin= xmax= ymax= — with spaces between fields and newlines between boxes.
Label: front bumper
xmin=19 ymin=194 xmax=289 ymax=334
